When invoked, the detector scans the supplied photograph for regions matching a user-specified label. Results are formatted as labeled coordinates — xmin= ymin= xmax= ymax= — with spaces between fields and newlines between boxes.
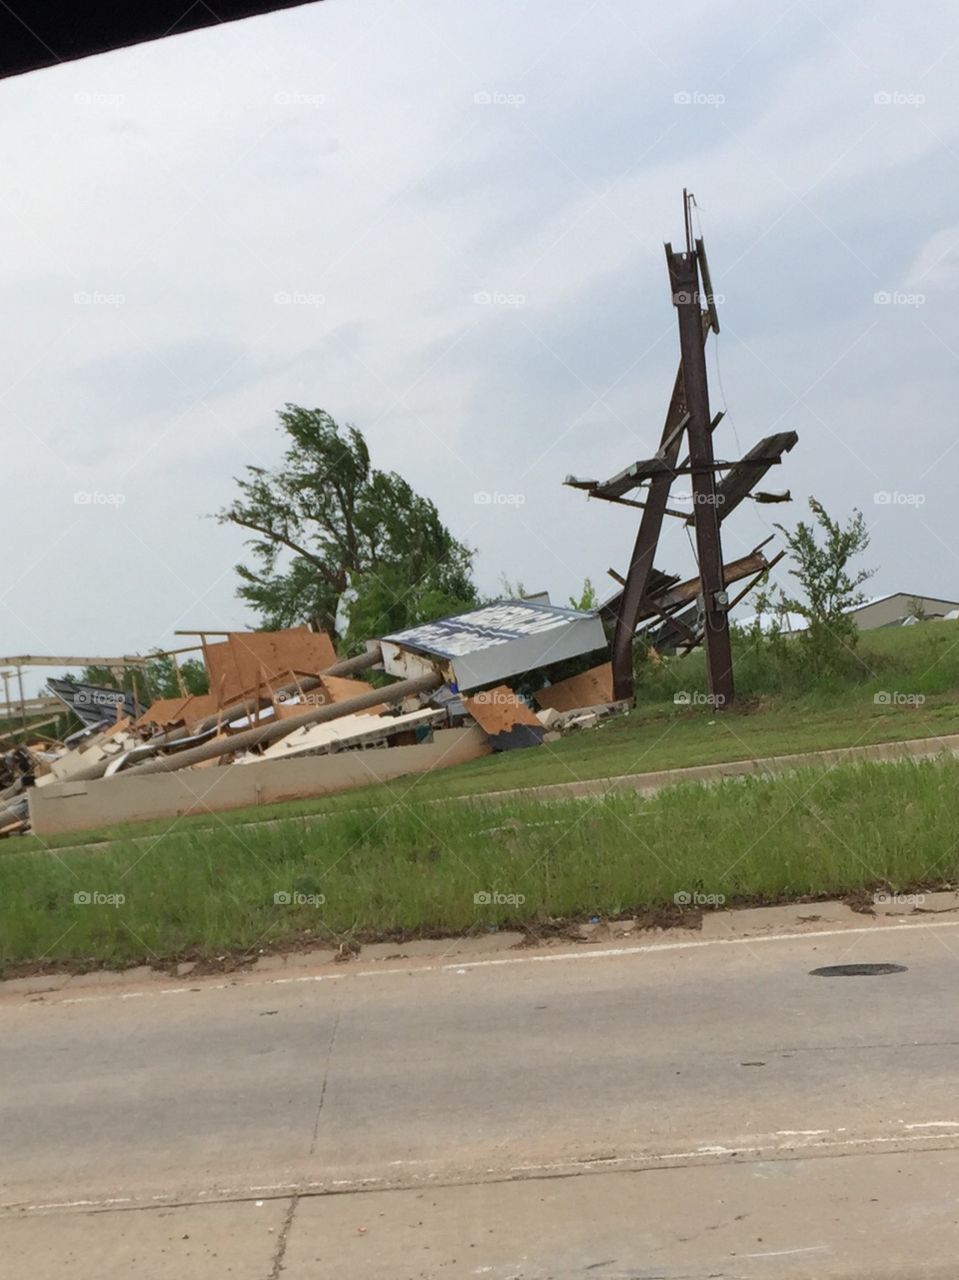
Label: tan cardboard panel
xmin=533 ymin=662 xmax=614 ymax=713
xmin=464 ymin=685 xmax=540 ymax=734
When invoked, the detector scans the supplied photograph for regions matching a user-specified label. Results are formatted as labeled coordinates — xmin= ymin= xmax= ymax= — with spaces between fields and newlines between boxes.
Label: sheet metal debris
xmin=381 ymin=600 xmax=606 ymax=692
xmin=46 ymin=678 xmax=138 ymax=729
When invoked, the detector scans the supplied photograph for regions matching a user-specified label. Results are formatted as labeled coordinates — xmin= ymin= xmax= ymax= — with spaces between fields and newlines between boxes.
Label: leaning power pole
xmin=664 ymin=191 xmax=734 ymax=708
xmin=565 ymin=190 xmax=799 ymax=707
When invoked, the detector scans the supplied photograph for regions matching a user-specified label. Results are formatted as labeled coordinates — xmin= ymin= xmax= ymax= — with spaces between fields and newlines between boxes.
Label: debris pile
xmin=0 ymin=602 xmax=622 ymax=838
xmin=0 ymin=194 xmax=798 ymax=839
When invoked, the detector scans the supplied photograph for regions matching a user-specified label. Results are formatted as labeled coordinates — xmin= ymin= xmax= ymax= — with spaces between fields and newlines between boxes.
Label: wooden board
xmin=204 ymin=629 xmax=337 ymax=707
xmin=136 ymin=693 xmax=219 ymax=731
xmin=533 ymin=663 xmax=614 ymax=713
xmin=271 ymin=674 xmax=386 ymax=720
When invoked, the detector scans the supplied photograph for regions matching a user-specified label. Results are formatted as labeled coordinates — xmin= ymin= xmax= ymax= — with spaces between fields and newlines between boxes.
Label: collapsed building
xmin=0 ymin=193 xmax=798 ymax=839
xmin=0 ymin=606 xmax=622 ymax=838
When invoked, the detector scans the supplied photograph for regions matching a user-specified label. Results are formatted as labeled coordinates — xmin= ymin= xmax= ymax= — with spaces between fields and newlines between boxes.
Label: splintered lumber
xmin=710 ymin=432 xmax=798 ymax=524
xmin=202 ymin=627 xmax=337 ymax=707
xmin=636 ymin=549 xmax=770 ymax=621
xmin=121 ymin=672 xmax=442 ymax=777
xmin=59 ymin=647 xmax=386 ymax=784
xmin=184 ymin=646 xmax=381 ymax=739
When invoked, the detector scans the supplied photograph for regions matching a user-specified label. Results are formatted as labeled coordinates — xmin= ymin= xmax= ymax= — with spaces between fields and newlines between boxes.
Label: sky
xmin=1 ymin=0 xmax=958 ymax=687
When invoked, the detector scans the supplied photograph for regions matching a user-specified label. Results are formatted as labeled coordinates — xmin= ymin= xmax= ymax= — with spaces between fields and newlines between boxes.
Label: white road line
xmin=11 ymin=1125 xmax=959 ymax=1215
xmin=437 ymin=918 xmax=959 ymax=969
xmin=7 ymin=917 xmax=959 ymax=1008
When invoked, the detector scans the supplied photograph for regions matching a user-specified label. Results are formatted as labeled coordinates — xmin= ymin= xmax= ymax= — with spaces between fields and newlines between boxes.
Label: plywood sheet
xmin=271 ymin=674 xmax=386 ymax=720
xmin=533 ymin=663 xmax=614 ymax=713
xmin=463 ymin=685 xmax=541 ymax=734
xmin=228 ymin=628 xmax=336 ymax=693
xmin=136 ymin=693 xmax=218 ymax=731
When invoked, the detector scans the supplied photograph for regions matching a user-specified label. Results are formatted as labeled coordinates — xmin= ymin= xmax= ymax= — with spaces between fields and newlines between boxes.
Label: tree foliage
xmin=69 ymin=654 xmax=209 ymax=705
xmin=217 ymin=406 xmax=478 ymax=643
xmin=773 ymin=496 xmax=875 ymax=669
xmin=569 ymin=577 xmax=599 ymax=611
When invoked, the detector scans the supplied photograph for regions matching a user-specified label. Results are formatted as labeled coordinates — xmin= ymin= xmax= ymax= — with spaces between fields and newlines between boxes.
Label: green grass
xmin=15 ymin=681 xmax=959 ymax=854
xmin=7 ymin=619 xmax=959 ymax=852
xmin=4 ymin=754 xmax=959 ymax=975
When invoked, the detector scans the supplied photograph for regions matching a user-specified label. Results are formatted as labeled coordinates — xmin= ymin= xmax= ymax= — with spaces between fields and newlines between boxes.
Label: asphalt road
xmin=4 ymin=908 xmax=959 ymax=1278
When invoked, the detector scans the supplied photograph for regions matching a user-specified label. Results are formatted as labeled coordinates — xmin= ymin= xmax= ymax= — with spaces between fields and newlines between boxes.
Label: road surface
xmin=4 ymin=903 xmax=959 ymax=1278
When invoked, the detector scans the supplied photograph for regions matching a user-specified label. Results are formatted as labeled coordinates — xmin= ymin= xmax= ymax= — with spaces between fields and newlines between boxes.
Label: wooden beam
xmin=0 ymin=655 xmax=152 ymax=668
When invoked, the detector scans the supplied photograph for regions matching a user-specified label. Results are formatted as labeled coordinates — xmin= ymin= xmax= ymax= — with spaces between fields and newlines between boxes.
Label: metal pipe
xmin=56 ymin=647 xmax=387 ymax=784
xmin=122 ymin=671 xmax=441 ymax=777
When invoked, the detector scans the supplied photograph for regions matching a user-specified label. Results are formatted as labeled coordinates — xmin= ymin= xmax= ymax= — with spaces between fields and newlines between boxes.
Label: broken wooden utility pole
xmin=564 ymin=190 xmax=798 ymax=707
xmin=664 ymin=204 xmax=733 ymax=708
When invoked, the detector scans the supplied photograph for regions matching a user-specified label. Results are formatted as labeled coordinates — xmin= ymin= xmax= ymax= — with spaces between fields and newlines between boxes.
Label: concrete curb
xmin=472 ymin=732 xmax=959 ymax=804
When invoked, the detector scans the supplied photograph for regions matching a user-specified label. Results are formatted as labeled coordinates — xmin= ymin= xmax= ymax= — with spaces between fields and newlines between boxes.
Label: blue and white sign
xmin=381 ymin=600 xmax=607 ymax=692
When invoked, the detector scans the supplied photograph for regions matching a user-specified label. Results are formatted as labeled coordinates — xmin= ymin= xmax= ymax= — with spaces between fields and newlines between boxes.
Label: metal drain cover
xmin=810 ymin=963 xmax=907 ymax=977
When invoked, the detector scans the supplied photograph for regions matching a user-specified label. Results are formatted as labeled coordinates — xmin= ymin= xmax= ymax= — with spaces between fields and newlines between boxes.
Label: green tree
xmin=568 ymin=577 xmax=598 ymax=611
xmin=773 ymin=497 xmax=875 ymax=668
xmin=217 ymin=405 xmax=478 ymax=642
xmin=72 ymin=654 xmax=209 ymax=705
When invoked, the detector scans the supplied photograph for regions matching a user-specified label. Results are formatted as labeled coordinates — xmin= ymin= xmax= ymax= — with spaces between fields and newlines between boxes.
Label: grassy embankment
xmin=14 ymin=619 xmax=959 ymax=851
xmin=3 ymin=621 xmax=959 ymax=974
xmin=3 ymin=754 xmax=958 ymax=974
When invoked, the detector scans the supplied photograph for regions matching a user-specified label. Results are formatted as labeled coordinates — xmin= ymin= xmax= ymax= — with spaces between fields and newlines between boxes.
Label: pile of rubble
xmin=0 ymin=599 xmax=623 ymax=839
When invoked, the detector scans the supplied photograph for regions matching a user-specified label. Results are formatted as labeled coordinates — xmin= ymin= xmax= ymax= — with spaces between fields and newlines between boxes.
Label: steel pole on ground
xmin=60 ymin=647 xmax=389 ymax=783
xmin=123 ymin=671 xmax=441 ymax=776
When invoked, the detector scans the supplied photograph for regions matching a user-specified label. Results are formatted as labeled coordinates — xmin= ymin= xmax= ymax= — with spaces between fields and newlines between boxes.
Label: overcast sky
xmin=2 ymin=0 xmax=958 ymax=683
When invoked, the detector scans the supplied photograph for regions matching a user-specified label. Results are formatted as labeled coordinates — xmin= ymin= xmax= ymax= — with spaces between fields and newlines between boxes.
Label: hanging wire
xmin=685 ymin=521 xmax=699 ymax=569
xmin=690 ymin=196 xmax=744 ymax=458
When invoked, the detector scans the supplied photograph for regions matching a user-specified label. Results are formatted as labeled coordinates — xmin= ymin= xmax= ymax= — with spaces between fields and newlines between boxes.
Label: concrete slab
xmin=282 ymin=1150 xmax=959 ymax=1279
xmin=701 ymin=901 xmax=860 ymax=938
xmin=359 ymin=932 xmax=525 ymax=962
xmin=873 ymin=889 xmax=959 ymax=917
xmin=2 ymin=1198 xmax=291 ymax=1280
xmin=65 ymin=966 xmax=157 ymax=989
